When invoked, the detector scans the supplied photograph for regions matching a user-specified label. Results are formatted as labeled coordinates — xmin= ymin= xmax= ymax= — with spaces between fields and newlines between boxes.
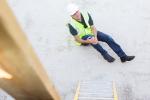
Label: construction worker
xmin=67 ymin=3 xmax=135 ymax=63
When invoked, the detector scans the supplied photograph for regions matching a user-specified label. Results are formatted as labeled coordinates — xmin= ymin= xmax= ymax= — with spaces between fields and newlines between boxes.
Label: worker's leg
xmin=91 ymin=43 xmax=115 ymax=62
xmin=82 ymin=35 xmax=107 ymax=55
xmin=82 ymin=35 xmax=115 ymax=62
xmin=97 ymin=31 xmax=126 ymax=58
xmin=97 ymin=31 xmax=135 ymax=62
xmin=90 ymin=43 xmax=107 ymax=55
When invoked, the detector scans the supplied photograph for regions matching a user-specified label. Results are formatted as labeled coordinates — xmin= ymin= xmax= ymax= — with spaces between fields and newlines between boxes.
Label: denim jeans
xmin=82 ymin=31 xmax=126 ymax=58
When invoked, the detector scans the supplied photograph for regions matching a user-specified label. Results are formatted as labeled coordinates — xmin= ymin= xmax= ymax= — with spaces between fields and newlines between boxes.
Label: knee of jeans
xmin=107 ymin=36 xmax=114 ymax=43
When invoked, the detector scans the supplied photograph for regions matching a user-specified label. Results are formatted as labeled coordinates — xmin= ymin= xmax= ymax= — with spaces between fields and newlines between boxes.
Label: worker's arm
xmin=90 ymin=25 xmax=98 ymax=43
xmin=88 ymin=13 xmax=98 ymax=43
xmin=88 ymin=13 xmax=97 ymax=36
xmin=91 ymin=25 xmax=97 ymax=37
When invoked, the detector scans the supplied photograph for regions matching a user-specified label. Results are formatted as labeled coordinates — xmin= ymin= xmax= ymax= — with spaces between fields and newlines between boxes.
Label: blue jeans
xmin=82 ymin=31 xmax=126 ymax=58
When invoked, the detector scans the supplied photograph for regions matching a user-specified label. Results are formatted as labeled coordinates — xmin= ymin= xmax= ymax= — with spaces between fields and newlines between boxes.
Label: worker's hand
xmin=87 ymin=37 xmax=98 ymax=44
xmin=93 ymin=37 xmax=98 ymax=44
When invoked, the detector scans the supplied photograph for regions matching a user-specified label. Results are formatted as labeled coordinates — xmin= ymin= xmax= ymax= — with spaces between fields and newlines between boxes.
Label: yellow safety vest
xmin=70 ymin=11 xmax=93 ymax=45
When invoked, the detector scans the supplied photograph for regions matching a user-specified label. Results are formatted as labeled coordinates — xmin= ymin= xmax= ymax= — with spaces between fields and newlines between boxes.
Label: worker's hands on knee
xmin=87 ymin=37 xmax=98 ymax=44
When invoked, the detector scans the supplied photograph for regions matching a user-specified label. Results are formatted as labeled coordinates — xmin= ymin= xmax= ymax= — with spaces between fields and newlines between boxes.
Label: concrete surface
xmin=0 ymin=89 xmax=14 ymax=100
xmin=6 ymin=0 xmax=150 ymax=100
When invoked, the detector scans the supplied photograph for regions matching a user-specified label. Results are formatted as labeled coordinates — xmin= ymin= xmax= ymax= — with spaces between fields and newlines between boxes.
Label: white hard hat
xmin=67 ymin=3 xmax=79 ymax=15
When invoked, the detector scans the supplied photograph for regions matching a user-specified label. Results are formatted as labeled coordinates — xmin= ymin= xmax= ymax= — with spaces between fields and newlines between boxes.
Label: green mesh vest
xmin=70 ymin=11 xmax=93 ymax=45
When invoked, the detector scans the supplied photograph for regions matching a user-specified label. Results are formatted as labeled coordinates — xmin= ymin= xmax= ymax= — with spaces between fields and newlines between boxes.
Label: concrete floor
xmin=7 ymin=0 xmax=150 ymax=100
xmin=0 ymin=89 xmax=14 ymax=100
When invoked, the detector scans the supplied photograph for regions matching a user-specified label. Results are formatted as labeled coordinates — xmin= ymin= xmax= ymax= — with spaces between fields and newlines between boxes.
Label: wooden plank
xmin=0 ymin=0 xmax=60 ymax=100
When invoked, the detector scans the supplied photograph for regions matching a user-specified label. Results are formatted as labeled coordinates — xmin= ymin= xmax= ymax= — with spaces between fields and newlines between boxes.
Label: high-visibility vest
xmin=69 ymin=11 xmax=93 ymax=45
